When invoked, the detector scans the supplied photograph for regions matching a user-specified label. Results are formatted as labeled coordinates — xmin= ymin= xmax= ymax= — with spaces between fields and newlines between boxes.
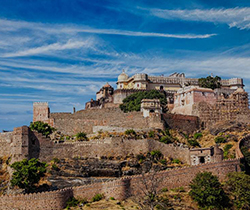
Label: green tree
xmin=30 ymin=121 xmax=55 ymax=137
xmin=189 ymin=172 xmax=229 ymax=209
xmin=119 ymin=90 xmax=167 ymax=113
xmin=10 ymin=158 xmax=47 ymax=193
xmin=241 ymin=146 xmax=250 ymax=173
xmin=224 ymin=172 xmax=250 ymax=209
xmin=198 ymin=76 xmax=221 ymax=90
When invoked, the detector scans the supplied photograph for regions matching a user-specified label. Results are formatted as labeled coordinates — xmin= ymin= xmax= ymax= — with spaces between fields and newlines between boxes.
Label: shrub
xmin=76 ymin=132 xmax=88 ymax=141
xmin=172 ymin=159 xmax=181 ymax=164
xmin=150 ymin=150 xmax=163 ymax=161
xmin=161 ymin=187 xmax=168 ymax=192
xmin=110 ymin=197 xmax=115 ymax=200
xmin=161 ymin=128 xmax=171 ymax=136
xmin=91 ymin=193 xmax=103 ymax=202
xmin=160 ymin=135 xmax=172 ymax=144
xmin=215 ymin=136 xmax=226 ymax=143
xmin=224 ymin=172 xmax=250 ymax=209
xmin=189 ymin=172 xmax=229 ymax=209
xmin=30 ymin=121 xmax=55 ymax=137
xmin=148 ymin=130 xmax=155 ymax=138
xmin=11 ymin=158 xmax=47 ymax=192
xmin=136 ymin=154 xmax=145 ymax=161
xmin=125 ymin=129 xmax=136 ymax=136
xmin=224 ymin=144 xmax=233 ymax=151
xmin=52 ymin=164 xmax=59 ymax=171
xmin=119 ymin=90 xmax=167 ymax=113
xmin=159 ymin=159 xmax=167 ymax=165
xmin=188 ymin=139 xmax=200 ymax=147
xmin=171 ymin=186 xmax=185 ymax=192
xmin=52 ymin=157 xmax=60 ymax=163
xmin=223 ymin=144 xmax=233 ymax=159
xmin=66 ymin=197 xmax=79 ymax=209
xmin=193 ymin=132 xmax=203 ymax=140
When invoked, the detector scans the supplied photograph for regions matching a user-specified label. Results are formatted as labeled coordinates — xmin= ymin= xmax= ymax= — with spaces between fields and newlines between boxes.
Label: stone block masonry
xmin=0 ymin=126 xmax=190 ymax=163
xmin=0 ymin=188 xmax=73 ymax=210
xmin=50 ymin=108 xmax=164 ymax=135
xmin=29 ymin=128 xmax=191 ymax=163
xmin=34 ymin=104 xmax=198 ymax=135
xmin=0 ymin=158 xmax=241 ymax=209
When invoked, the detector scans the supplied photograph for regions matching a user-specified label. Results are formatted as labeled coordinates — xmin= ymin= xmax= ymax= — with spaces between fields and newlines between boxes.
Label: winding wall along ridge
xmin=0 ymin=158 xmax=241 ymax=210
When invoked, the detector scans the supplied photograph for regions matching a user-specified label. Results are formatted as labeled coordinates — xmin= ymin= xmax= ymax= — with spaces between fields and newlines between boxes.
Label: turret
xmin=33 ymin=102 xmax=50 ymax=122
xmin=117 ymin=70 xmax=129 ymax=89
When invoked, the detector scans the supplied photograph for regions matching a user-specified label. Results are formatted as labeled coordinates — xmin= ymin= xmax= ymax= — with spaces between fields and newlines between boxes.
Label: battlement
xmin=0 ymin=157 xmax=242 ymax=209
xmin=33 ymin=102 xmax=49 ymax=106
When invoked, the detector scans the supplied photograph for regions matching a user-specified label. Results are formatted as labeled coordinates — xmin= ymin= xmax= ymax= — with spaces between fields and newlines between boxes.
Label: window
xmin=200 ymin=157 xmax=205 ymax=164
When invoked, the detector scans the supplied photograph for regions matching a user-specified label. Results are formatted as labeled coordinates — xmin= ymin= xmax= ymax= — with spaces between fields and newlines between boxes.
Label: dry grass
xmin=66 ymin=186 xmax=199 ymax=210
xmin=0 ymin=156 xmax=11 ymax=195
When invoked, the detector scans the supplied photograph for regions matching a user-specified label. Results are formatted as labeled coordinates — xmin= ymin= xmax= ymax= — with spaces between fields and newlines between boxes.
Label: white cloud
xmin=71 ymin=28 xmax=216 ymax=39
xmin=149 ymin=7 xmax=250 ymax=29
xmin=2 ymin=39 xmax=94 ymax=57
xmin=0 ymin=18 xmax=216 ymax=39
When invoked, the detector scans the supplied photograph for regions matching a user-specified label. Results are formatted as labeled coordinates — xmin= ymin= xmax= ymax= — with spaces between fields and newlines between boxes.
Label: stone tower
xmin=33 ymin=102 xmax=50 ymax=123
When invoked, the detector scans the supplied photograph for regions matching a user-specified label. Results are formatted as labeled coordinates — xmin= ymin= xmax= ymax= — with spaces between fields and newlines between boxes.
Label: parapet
xmin=134 ymin=73 xmax=148 ymax=81
xmin=33 ymin=102 xmax=49 ymax=107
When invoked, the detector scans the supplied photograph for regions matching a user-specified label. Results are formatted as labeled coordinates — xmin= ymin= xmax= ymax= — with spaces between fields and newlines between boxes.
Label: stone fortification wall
xmin=0 ymin=158 xmax=241 ymax=209
xmin=30 ymin=132 xmax=190 ymax=163
xmin=0 ymin=188 xmax=73 ymax=210
xmin=236 ymin=135 xmax=248 ymax=159
xmin=0 ymin=126 xmax=190 ymax=164
xmin=50 ymin=108 xmax=164 ymax=135
xmin=193 ymin=101 xmax=250 ymax=128
xmin=0 ymin=127 xmax=31 ymax=163
xmin=162 ymin=114 xmax=199 ymax=134
xmin=0 ymin=132 xmax=12 ymax=157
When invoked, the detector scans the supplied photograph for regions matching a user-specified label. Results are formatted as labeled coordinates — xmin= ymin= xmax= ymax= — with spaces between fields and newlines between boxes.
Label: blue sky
xmin=1 ymin=0 xmax=250 ymax=131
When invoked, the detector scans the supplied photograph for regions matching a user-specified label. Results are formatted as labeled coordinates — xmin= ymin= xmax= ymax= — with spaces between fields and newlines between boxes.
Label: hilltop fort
xmin=33 ymin=71 xmax=249 ymax=134
xmin=0 ymin=71 xmax=249 ymax=209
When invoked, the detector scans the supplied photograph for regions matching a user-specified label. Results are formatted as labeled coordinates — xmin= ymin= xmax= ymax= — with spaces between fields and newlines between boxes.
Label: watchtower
xmin=33 ymin=102 xmax=50 ymax=122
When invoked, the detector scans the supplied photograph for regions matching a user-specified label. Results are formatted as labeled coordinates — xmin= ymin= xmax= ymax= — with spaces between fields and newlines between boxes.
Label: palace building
xmin=85 ymin=71 xmax=244 ymax=110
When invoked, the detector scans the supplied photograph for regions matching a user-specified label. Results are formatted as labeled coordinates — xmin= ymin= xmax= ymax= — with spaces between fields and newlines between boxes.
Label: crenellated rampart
xmin=0 ymin=158 xmax=241 ymax=209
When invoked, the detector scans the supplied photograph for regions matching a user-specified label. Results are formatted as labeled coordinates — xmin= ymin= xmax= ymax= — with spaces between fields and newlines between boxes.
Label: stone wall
xmin=30 ymin=132 xmax=190 ymax=163
xmin=0 ymin=127 xmax=31 ymax=163
xmin=0 ymin=126 xmax=190 ymax=163
xmin=0 ymin=158 xmax=241 ymax=209
xmin=162 ymin=113 xmax=199 ymax=134
xmin=193 ymin=101 xmax=250 ymax=128
xmin=50 ymin=108 xmax=164 ymax=135
xmin=0 ymin=132 xmax=12 ymax=157
xmin=0 ymin=188 xmax=73 ymax=210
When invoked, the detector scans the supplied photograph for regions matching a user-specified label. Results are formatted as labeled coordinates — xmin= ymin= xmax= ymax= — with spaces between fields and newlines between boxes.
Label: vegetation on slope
xmin=189 ymin=172 xmax=229 ymax=209
xmin=11 ymin=158 xmax=47 ymax=193
xmin=119 ymin=90 xmax=167 ymax=113
xmin=30 ymin=121 xmax=55 ymax=137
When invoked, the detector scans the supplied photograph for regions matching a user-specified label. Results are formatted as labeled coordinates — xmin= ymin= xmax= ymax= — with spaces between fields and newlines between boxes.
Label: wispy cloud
xmin=70 ymin=28 xmax=216 ymax=39
xmin=2 ymin=39 xmax=94 ymax=57
xmin=148 ymin=7 xmax=250 ymax=30
xmin=0 ymin=18 xmax=216 ymax=39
